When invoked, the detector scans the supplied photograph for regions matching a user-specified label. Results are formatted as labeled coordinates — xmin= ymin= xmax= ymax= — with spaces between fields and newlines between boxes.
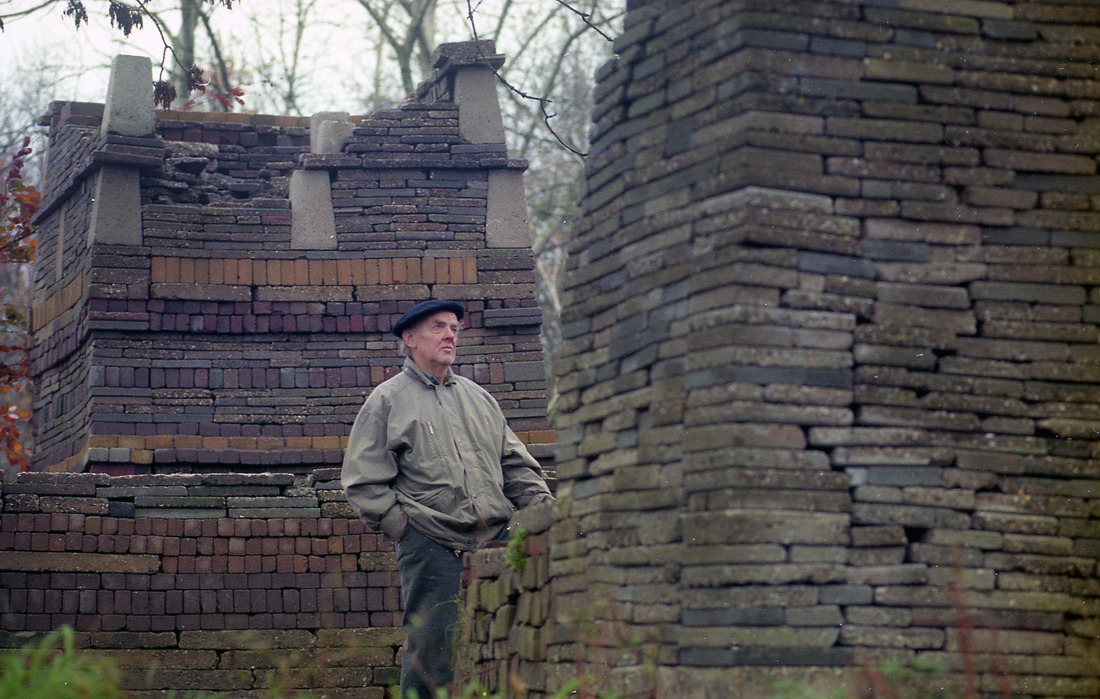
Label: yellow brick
xmin=364 ymin=259 xmax=380 ymax=285
xmin=526 ymin=430 xmax=556 ymax=445
xmin=309 ymin=260 xmax=325 ymax=285
xmin=222 ymin=258 xmax=238 ymax=285
xmin=394 ymin=259 xmax=410 ymax=284
xmin=151 ymin=257 xmax=166 ymax=283
xmin=252 ymin=259 xmax=267 ymax=285
xmin=323 ymin=260 xmax=338 ymax=285
xmin=162 ymin=257 xmax=179 ymax=283
xmin=207 ymin=258 xmax=221 ymax=285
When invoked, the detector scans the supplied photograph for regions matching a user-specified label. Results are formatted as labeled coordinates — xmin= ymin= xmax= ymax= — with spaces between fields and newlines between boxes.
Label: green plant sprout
xmin=505 ymin=524 xmax=529 ymax=573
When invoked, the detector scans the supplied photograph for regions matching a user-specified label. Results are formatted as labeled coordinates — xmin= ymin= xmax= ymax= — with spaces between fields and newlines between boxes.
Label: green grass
xmin=0 ymin=626 xmax=124 ymax=699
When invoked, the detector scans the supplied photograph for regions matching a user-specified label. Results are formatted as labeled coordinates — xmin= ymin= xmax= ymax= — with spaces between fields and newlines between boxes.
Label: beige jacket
xmin=341 ymin=358 xmax=553 ymax=551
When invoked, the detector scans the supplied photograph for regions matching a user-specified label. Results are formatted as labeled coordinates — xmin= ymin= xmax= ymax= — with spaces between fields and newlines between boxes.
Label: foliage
xmin=2 ymin=0 xmax=237 ymax=108
xmin=390 ymin=680 xmax=625 ymax=699
xmin=0 ymin=626 xmax=125 ymax=699
xmin=0 ymin=138 xmax=35 ymax=262
xmin=504 ymin=523 xmax=529 ymax=573
xmin=0 ymin=138 xmax=36 ymax=478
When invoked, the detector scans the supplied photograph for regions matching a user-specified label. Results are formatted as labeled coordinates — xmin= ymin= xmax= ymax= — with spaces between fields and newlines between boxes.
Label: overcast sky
xmin=0 ymin=0 xmax=557 ymax=115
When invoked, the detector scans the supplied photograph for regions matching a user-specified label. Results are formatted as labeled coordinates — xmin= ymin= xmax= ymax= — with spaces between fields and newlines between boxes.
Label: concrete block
xmin=0 ymin=552 xmax=159 ymax=573
xmin=454 ymin=65 xmax=505 ymax=144
xmin=101 ymin=55 xmax=154 ymax=137
xmin=290 ymin=170 xmax=336 ymax=249
xmin=89 ymin=166 xmax=143 ymax=246
xmin=38 ymin=496 xmax=110 ymax=515
xmin=310 ymin=112 xmax=353 ymax=154
xmin=486 ymin=169 xmax=533 ymax=248
xmin=683 ymin=509 xmax=849 ymax=546
xmin=503 ymin=360 xmax=544 ymax=384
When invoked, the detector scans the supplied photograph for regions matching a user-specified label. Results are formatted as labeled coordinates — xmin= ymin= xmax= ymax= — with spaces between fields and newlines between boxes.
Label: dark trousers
xmin=396 ymin=525 xmax=465 ymax=699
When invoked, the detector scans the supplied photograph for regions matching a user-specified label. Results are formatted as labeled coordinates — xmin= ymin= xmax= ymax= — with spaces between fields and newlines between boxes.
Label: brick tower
xmin=30 ymin=42 xmax=551 ymax=475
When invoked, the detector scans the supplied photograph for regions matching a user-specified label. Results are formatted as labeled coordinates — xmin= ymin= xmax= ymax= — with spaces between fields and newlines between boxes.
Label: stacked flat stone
xmin=0 ymin=471 xmax=401 ymax=698
xmin=29 ymin=42 xmax=550 ymax=476
xmin=534 ymin=1 xmax=1100 ymax=698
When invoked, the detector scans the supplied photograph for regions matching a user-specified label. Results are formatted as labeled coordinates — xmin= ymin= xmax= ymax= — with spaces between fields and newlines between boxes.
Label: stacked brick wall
xmin=29 ymin=42 xmax=550 ymax=476
xmin=464 ymin=1 xmax=1100 ymax=698
xmin=0 ymin=470 xmax=401 ymax=697
xmin=456 ymin=502 xmax=555 ymax=694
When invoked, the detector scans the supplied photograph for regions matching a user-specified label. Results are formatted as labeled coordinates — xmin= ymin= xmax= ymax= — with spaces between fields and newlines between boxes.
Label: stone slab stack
xmin=534 ymin=1 xmax=1100 ymax=698
xmin=0 ymin=470 xmax=401 ymax=697
xmin=29 ymin=42 xmax=550 ymax=476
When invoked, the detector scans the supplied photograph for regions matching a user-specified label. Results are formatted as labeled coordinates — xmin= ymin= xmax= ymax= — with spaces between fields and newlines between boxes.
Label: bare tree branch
xmin=463 ymin=0 xmax=618 ymax=158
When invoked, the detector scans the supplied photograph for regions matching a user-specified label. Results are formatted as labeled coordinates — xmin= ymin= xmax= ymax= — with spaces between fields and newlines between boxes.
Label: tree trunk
xmin=174 ymin=0 xmax=199 ymax=106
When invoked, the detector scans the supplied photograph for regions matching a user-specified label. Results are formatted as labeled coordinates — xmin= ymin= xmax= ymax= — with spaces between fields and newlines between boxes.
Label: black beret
xmin=392 ymin=299 xmax=465 ymax=337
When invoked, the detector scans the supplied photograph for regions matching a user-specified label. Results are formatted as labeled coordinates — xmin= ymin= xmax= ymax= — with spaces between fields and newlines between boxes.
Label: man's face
xmin=403 ymin=311 xmax=461 ymax=375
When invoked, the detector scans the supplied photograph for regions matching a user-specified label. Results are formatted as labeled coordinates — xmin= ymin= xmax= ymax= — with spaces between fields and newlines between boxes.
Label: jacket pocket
xmin=418 ymin=486 xmax=458 ymax=515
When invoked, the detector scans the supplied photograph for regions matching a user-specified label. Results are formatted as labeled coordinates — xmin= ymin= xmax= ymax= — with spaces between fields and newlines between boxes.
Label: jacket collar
xmin=403 ymin=356 xmax=455 ymax=386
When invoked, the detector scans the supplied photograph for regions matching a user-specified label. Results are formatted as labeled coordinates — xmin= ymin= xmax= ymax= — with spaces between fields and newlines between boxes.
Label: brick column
xmin=547 ymin=1 xmax=1100 ymax=697
xmin=31 ymin=43 xmax=551 ymax=475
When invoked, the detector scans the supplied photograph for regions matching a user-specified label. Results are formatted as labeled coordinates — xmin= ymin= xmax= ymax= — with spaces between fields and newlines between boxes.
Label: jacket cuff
xmin=380 ymin=505 xmax=408 ymax=542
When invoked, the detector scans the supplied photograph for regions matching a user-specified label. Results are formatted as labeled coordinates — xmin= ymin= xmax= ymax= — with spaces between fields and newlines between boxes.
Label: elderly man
xmin=342 ymin=299 xmax=553 ymax=699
